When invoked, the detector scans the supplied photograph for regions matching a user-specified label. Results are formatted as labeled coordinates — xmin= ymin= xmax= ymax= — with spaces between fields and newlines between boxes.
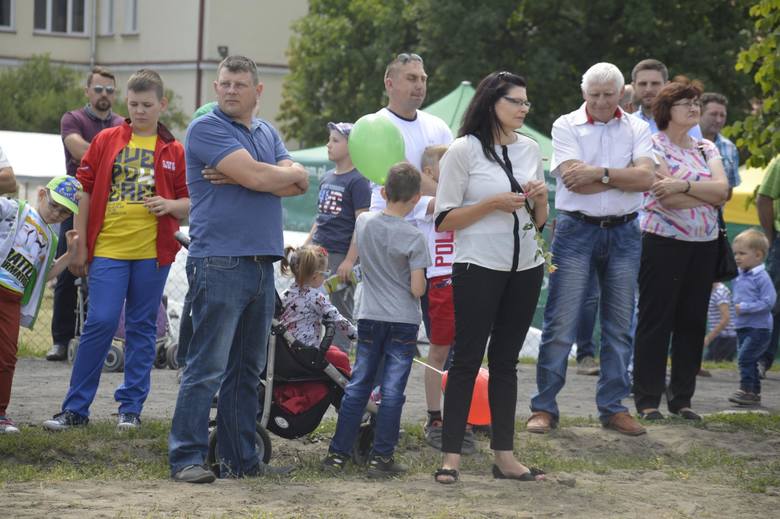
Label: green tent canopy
xmin=285 ymin=81 xmax=554 ymax=231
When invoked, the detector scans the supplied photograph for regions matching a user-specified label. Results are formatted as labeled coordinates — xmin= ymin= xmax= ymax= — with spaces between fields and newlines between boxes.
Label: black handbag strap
xmin=487 ymin=144 xmax=539 ymax=230
xmin=697 ymin=144 xmax=727 ymax=231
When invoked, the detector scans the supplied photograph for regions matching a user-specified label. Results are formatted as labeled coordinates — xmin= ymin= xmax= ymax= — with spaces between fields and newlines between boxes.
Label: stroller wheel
xmin=103 ymin=341 xmax=125 ymax=372
xmin=207 ymin=421 xmax=272 ymax=475
xmin=351 ymin=414 xmax=375 ymax=465
xmin=166 ymin=342 xmax=179 ymax=370
xmin=67 ymin=337 xmax=80 ymax=364
xmin=153 ymin=339 xmax=168 ymax=369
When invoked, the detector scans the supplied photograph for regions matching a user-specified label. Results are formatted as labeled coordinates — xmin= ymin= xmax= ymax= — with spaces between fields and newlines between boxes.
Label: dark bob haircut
xmin=652 ymin=80 xmax=703 ymax=131
xmin=459 ymin=71 xmax=527 ymax=161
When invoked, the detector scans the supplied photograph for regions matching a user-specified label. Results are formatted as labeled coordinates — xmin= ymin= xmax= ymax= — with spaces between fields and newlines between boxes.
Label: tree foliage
xmin=0 ymin=54 xmax=188 ymax=134
xmin=280 ymin=0 xmax=756 ymax=146
xmin=725 ymin=0 xmax=780 ymax=168
xmin=0 ymin=55 xmax=83 ymax=133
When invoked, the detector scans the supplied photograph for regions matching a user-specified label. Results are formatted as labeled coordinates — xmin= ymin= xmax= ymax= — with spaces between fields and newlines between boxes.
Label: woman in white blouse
xmin=433 ymin=71 xmax=547 ymax=484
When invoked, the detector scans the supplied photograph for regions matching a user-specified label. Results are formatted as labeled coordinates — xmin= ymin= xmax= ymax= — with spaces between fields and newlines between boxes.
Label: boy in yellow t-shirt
xmin=43 ymin=69 xmax=189 ymax=432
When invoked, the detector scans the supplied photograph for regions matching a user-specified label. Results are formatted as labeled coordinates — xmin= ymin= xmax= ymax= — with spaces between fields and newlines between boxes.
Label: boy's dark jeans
xmin=736 ymin=327 xmax=771 ymax=394
xmin=329 ymin=319 xmax=418 ymax=457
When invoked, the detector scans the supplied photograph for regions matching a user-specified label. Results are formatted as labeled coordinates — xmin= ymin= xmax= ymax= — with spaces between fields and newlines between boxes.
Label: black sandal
xmin=492 ymin=464 xmax=545 ymax=481
xmin=434 ymin=467 xmax=459 ymax=484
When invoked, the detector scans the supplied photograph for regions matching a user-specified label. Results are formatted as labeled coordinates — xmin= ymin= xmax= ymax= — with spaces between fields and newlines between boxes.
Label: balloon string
xmin=413 ymin=357 xmax=445 ymax=374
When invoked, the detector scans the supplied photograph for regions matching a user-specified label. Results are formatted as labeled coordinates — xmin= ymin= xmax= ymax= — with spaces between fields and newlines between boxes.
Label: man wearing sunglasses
xmin=47 ymin=67 xmax=124 ymax=362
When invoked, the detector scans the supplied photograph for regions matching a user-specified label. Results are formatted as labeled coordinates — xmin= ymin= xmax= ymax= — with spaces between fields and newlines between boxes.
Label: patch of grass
xmin=0 ymin=421 xmax=170 ymax=482
xmin=702 ymin=412 xmax=780 ymax=434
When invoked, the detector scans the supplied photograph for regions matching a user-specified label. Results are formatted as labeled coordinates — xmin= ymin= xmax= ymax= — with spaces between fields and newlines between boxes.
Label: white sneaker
xmin=0 ymin=416 xmax=20 ymax=434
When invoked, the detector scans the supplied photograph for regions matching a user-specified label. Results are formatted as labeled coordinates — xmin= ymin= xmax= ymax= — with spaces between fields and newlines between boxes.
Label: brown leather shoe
xmin=526 ymin=411 xmax=556 ymax=434
xmin=604 ymin=411 xmax=646 ymax=436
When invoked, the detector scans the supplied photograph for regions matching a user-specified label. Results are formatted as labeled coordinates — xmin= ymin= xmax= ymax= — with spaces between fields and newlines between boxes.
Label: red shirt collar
xmin=585 ymin=107 xmax=622 ymax=124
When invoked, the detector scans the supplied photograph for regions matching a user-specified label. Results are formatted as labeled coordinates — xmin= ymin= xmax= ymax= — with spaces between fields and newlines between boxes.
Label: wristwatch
xmin=601 ymin=167 xmax=610 ymax=184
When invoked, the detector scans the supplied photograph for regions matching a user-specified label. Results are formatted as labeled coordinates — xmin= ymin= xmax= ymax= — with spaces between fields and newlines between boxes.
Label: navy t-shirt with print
xmin=313 ymin=168 xmax=371 ymax=254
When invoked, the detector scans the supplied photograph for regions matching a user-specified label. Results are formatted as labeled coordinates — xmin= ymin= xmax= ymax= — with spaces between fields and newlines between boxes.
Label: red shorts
xmin=427 ymin=275 xmax=455 ymax=346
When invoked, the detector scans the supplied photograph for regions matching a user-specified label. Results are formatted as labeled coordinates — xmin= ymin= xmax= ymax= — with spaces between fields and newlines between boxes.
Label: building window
xmin=123 ymin=0 xmax=137 ymax=33
xmin=0 ymin=0 xmax=15 ymax=30
xmin=99 ymin=0 xmax=113 ymax=35
xmin=34 ymin=0 xmax=88 ymax=35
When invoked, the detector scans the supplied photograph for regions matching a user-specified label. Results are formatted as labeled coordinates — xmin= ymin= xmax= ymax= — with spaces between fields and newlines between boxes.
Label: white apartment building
xmin=0 ymin=0 xmax=308 ymax=132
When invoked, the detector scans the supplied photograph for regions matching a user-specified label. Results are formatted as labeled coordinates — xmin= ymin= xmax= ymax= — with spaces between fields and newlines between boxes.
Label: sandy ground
xmin=2 ymin=358 xmax=780 ymax=518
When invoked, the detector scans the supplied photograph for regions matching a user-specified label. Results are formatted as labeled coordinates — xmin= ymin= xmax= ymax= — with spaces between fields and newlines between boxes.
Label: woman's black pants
xmin=633 ymin=233 xmax=718 ymax=413
xmin=441 ymin=262 xmax=543 ymax=453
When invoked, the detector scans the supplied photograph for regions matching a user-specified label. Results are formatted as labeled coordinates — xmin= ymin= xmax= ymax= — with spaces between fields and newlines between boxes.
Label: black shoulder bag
xmin=699 ymin=145 xmax=738 ymax=281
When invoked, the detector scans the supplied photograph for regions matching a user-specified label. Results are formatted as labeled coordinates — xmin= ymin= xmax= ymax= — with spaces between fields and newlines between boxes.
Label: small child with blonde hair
xmin=280 ymin=244 xmax=357 ymax=348
xmin=729 ymin=228 xmax=777 ymax=406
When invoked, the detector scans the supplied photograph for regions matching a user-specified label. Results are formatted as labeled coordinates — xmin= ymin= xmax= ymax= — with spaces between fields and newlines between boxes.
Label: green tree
xmin=280 ymin=0 xmax=755 ymax=143
xmin=0 ymin=55 xmax=83 ymax=133
xmin=0 ymin=54 xmax=188 ymax=134
xmin=725 ymin=0 xmax=780 ymax=168
xmin=279 ymin=0 xmax=419 ymax=147
xmin=416 ymin=0 xmax=755 ymax=134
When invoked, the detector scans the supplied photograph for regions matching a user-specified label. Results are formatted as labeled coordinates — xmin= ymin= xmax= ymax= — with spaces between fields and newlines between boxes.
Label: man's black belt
xmin=559 ymin=210 xmax=638 ymax=228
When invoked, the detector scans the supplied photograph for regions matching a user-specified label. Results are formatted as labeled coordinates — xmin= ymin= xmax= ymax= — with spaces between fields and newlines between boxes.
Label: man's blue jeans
xmin=531 ymin=213 xmax=641 ymax=422
xmin=576 ymin=273 xmax=600 ymax=360
xmin=62 ymin=257 xmax=169 ymax=417
xmin=329 ymin=319 xmax=418 ymax=458
xmin=168 ymin=256 xmax=275 ymax=477
xmin=736 ymin=327 xmax=771 ymax=394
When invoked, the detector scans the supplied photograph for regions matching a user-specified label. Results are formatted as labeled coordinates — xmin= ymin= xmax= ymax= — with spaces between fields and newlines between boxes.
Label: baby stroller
xmin=205 ymin=301 xmax=378 ymax=472
xmin=67 ymin=278 xmax=176 ymax=373
xmin=170 ymin=232 xmax=377 ymax=471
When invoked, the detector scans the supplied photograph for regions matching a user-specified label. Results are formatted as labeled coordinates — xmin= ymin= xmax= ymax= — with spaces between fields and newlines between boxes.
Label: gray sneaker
xmin=42 ymin=410 xmax=89 ymax=431
xmin=367 ymin=455 xmax=407 ymax=478
xmin=173 ymin=464 xmax=216 ymax=484
xmin=728 ymin=389 xmax=761 ymax=405
xmin=117 ymin=413 xmax=141 ymax=431
xmin=424 ymin=420 xmax=443 ymax=450
xmin=461 ymin=428 xmax=477 ymax=455
xmin=577 ymin=356 xmax=600 ymax=376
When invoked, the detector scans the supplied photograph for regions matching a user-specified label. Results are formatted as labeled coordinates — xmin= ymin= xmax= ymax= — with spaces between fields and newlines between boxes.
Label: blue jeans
xmin=62 ymin=257 xmax=169 ymax=417
xmin=532 ymin=214 xmax=641 ymax=422
xmin=736 ymin=327 xmax=771 ymax=394
xmin=176 ymin=256 xmax=195 ymax=369
xmin=329 ymin=319 xmax=418 ymax=457
xmin=168 ymin=256 xmax=275 ymax=477
xmin=576 ymin=273 xmax=600 ymax=360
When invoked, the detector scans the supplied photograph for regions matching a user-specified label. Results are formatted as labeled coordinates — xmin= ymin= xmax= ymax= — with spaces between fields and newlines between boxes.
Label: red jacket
xmin=77 ymin=120 xmax=188 ymax=266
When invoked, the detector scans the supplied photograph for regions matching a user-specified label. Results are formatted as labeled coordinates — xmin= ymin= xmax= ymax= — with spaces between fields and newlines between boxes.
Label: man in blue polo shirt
xmin=168 ymin=55 xmax=308 ymax=483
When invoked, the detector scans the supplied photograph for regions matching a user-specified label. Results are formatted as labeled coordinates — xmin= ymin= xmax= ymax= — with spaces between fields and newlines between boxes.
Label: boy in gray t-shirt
xmin=322 ymin=163 xmax=431 ymax=478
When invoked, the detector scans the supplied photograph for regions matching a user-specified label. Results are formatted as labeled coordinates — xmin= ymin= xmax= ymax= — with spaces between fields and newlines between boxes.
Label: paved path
xmin=10 ymin=356 xmax=780 ymax=426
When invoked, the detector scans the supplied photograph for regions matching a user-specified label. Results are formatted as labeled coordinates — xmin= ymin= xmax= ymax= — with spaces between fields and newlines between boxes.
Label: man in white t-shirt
xmin=0 ymin=145 xmax=17 ymax=195
xmin=528 ymin=62 xmax=655 ymax=437
xmin=340 ymin=53 xmax=452 ymax=275
xmin=369 ymin=53 xmax=453 ymax=212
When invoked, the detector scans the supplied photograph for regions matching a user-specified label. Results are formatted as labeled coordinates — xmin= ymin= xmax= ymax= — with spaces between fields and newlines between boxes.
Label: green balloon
xmin=192 ymin=102 xmax=217 ymax=121
xmin=348 ymin=114 xmax=406 ymax=185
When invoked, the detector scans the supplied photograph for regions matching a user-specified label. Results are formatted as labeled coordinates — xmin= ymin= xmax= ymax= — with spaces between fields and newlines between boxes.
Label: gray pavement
xmin=9 ymin=355 xmax=780 ymax=426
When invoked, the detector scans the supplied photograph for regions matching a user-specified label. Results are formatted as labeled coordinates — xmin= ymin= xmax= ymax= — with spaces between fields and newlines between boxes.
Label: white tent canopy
xmin=0 ymin=130 xmax=66 ymax=200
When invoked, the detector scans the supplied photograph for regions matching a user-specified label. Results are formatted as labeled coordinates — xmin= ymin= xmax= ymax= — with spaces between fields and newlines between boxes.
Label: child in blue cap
xmin=0 ymin=176 xmax=82 ymax=433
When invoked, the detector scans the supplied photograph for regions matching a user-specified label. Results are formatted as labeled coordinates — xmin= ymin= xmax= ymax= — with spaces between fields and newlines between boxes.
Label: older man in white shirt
xmin=528 ymin=62 xmax=655 ymax=436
